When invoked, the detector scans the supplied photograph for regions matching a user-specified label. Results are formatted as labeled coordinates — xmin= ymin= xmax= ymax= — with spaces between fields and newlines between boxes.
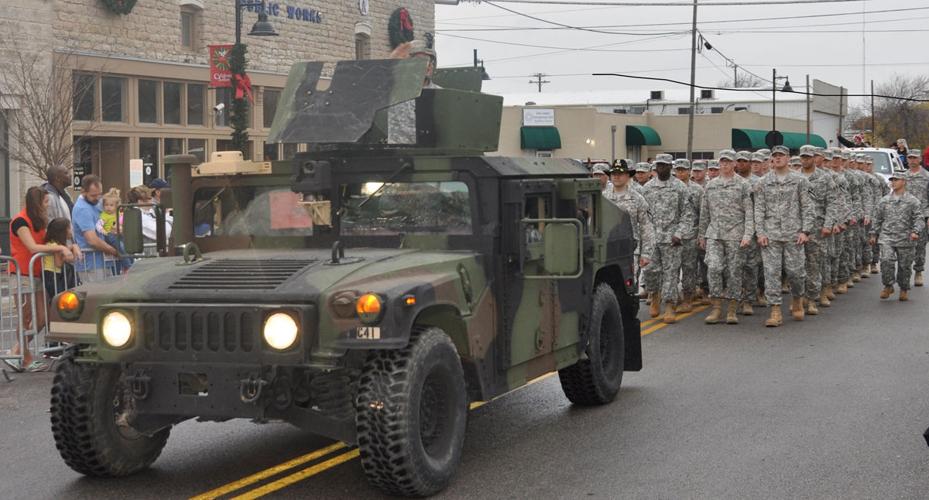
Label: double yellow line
xmin=191 ymin=305 xmax=705 ymax=499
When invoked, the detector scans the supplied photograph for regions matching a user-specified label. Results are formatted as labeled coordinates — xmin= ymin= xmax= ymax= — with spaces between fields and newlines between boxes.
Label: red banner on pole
xmin=208 ymin=44 xmax=234 ymax=88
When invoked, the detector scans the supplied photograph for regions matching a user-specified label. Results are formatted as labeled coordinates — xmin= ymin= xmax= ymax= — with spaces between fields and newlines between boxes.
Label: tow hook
xmin=126 ymin=370 xmax=151 ymax=400
xmin=240 ymin=376 xmax=269 ymax=404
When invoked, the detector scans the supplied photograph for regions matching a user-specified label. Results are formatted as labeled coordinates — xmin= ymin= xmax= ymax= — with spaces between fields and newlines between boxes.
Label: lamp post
xmin=230 ymin=0 xmax=277 ymax=156
xmin=769 ymin=68 xmax=793 ymax=147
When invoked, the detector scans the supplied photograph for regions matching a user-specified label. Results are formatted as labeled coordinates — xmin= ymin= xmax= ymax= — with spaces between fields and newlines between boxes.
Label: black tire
xmin=559 ymin=283 xmax=625 ymax=405
xmin=356 ymin=327 xmax=468 ymax=497
xmin=50 ymin=353 xmax=170 ymax=477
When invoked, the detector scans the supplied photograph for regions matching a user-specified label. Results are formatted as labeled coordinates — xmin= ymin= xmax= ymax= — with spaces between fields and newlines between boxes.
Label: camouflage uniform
xmin=830 ymin=164 xmax=852 ymax=286
xmin=698 ymin=174 xmax=754 ymax=300
xmin=860 ymin=158 xmax=883 ymax=267
xmin=901 ymin=165 xmax=929 ymax=273
xmin=603 ymin=186 xmax=654 ymax=263
xmin=678 ymin=172 xmax=703 ymax=299
xmin=800 ymin=160 xmax=838 ymax=303
xmin=843 ymin=165 xmax=865 ymax=274
xmin=871 ymin=166 xmax=891 ymax=266
xmin=871 ymin=191 xmax=923 ymax=290
xmin=642 ymin=175 xmax=694 ymax=303
xmin=739 ymin=172 xmax=763 ymax=304
xmin=754 ymin=169 xmax=814 ymax=305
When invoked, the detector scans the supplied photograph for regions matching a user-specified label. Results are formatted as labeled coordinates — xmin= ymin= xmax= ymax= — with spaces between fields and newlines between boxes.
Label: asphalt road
xmin=2 ymin=273 xmax=928 ymax=500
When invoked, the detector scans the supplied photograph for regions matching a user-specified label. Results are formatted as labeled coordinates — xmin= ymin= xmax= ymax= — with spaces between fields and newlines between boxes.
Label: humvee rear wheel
xmin=356 ymin=327 xmax=468 ymax=497
xmin=50 ymin=352 xmax=170 ymax=477
xmin=559 ymin=283 xmax=625 ymax=405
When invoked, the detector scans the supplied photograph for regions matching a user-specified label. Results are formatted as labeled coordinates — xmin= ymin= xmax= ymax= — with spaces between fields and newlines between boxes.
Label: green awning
xmin=520 ymin=126 xmax=562 ymax=150
xmin=731 ymin=128 xmax=828 ymax=150
xmin=626 ymin=125 xmax=662 ymax=146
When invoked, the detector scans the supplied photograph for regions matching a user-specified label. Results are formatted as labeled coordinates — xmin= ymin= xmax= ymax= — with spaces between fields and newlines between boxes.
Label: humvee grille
xmin=140 ymin=308 xmax=259 ymax=354
xmin=170 ymin=259 xmax=314 ymax=290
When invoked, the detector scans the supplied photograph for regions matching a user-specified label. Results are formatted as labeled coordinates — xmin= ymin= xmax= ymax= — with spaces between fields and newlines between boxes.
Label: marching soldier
xmin=814 ymin=148 xmax=843 ymax=306
xmin=829 ymin=149 xmax=853 ymax=294
xmin=866 ymin=156 xmax=890 ymax=274
xmin=692 ymin=160 xmax=708 ymax=188
xmin=870 ymin=172 xmax=923 ymax=301
xmin=707 ymin=160 xmax=720 ymax=181
xmin=858 ymin=154 xmax=883 ymax=276
xmin=902 ymin=149 xmax=929 ymax=286
xmin=754 ymin=145 xmax=814 ymax=327
xmin=789 ymin=156 xmax=802 ymax=171
xmin=642 ymin=154 xmax=694 ymax=324
xmin=634 ymin=162 xmax=652 ymax=187
xmin=691 ymin=160 xmax=710 ymax=302
xmin=604 ymin=163 xmax=654 ymax=282
xmin=799 ymin=145 xmax=838 ymax=316
xmin=736 ymin=151 xmax=762 ymax=314
xmin=673 ymin=159 xmax=703 ymax=312
xmin=698 ymin=150 xmax=754 ymax=324
xmin=590 ymin=162 xmax=611 ymax=192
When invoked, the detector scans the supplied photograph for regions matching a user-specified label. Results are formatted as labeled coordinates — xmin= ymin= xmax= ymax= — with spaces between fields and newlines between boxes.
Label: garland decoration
xmin=388 ymin=8 xmax=415 ymax=49
xmin=229 ymin=44 xmax=250 ymax=156
xmin=101 ymin=0 xmax=137 ymax=15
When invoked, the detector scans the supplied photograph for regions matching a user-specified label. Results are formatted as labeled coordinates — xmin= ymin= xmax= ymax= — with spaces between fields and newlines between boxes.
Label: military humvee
xmin=47 ymin=58 xmax=641 ymax=496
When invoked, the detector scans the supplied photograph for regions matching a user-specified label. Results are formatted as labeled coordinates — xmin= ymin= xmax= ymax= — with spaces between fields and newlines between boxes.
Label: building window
xmin=263 ymin=142 xmax=279 ymax=161
xmin=140 ymin=138 xmax=159 ymax=185
xmin=188 ymin=138 xmax=206 ymax=163
xmin=215 ymin=87 xmax=232 ymax=127
xmin=139 ymin=80 xmax=159 ymax=124
xmin=677 ymin=107 xmax=690 ymax=115
xmin=355 ymin=33 xmax=371 ymax=60
xmin=164 ymin=82 xmax=182 ymax=125
xmin=180 ymin=7 xmax=201 ymax=50
xmin=282 ymin=142 xmax=298 ymax=161
xmin=0 ymin=114 xmax=8 ymax=218
xmin=101 ymin=76 xmax=126 ymax=122
xmin=187 ymin=84 xmax=205 ymax=126
xmin=263 ymin=88 xmax=280 ymax=129
xmin=73 ymin=73 xmax=96 ymax=121
xmin=710 ymin=107 xmax=724 ymax=114
xmin=165 ymin=138 xmax=184 ymax=156
xmin=217 ymin=139 xmax=253 ymax=160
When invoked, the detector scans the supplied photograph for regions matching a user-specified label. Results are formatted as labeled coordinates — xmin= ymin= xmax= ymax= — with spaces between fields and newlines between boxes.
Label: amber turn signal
xmin=56 ymin=291 xmax=83 ymax=319
xmin=356 ymin=293 xmax=384 ymax=324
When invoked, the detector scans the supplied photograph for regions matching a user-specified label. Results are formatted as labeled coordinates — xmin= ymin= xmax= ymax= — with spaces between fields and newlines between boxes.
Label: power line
xmin=483 ymin=1 xmax=688 ymax=35
xmin=472 ymin=0 xmax=864 ymax=6
xmin=475 ymin=33 xmax=688 ymax=62
xmin=592 ymin=72 xmax=929 ymax=102
xmin=439 ymin=32 xmax=691 ymax=52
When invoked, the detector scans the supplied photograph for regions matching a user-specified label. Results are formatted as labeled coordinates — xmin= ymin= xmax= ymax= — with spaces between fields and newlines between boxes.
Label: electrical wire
xmin=440 ymin=32 xmax=691 ymax=52
xmin=483 ymin=1 xmax=688 ymax=35
xmin=474 ymin=0 xmax=864 ymax=6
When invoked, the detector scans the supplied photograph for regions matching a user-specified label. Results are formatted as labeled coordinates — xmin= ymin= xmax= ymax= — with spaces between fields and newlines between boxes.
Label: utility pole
xmin=733 ymin=64 xmax=738 ymax=87
xmin=870 ymin=79 xmax=875 ymax=144
xmin=806 ymin=74 xmax=811 ymax=143
xmin=838 ymin=87 xmax=845 ymax=138
xmin=772 ymin=68 xmax=777 ymax=135
xmin=686 ymin=0 xmax=698 ymax=160
xmin=529 ymin=73 xmax=550 ymax=93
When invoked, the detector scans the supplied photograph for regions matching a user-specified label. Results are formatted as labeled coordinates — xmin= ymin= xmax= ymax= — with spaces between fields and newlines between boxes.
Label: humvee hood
xmin=79 ymin=248 xmax=477 ymax=304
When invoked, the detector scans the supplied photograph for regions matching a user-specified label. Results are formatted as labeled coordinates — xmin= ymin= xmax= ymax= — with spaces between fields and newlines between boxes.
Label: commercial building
xmin=0 ymin=0 xmax=435 ymax=251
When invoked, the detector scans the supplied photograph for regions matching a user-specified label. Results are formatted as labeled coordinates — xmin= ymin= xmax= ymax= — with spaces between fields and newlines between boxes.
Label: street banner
xmin=209 ymin=44 xmax=234 ymax=88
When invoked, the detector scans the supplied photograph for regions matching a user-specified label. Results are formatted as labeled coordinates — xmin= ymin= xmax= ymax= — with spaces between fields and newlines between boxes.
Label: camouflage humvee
xmin=47 ymin=58 xmax=641 ymax=496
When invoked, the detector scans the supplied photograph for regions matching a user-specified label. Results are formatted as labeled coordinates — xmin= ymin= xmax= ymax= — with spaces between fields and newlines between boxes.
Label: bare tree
xmin=874 ymin=74 xmax=929 ymax=149
xmin=718 ymin=72 xmax=765 ymax=89
xmin=0 ymin=34 xmax=99 ymax=181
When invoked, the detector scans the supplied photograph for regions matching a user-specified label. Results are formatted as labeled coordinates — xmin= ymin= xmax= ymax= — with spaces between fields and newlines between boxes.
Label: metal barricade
xmin=1 ymin=256 xmax=27 ymax=371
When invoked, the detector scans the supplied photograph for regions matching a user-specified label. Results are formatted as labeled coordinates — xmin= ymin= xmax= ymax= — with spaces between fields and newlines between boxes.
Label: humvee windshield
xmin=193 ymin=186 xmax=314 ymax=238
xmin=340 ymin=181 xmax=471 ymax=236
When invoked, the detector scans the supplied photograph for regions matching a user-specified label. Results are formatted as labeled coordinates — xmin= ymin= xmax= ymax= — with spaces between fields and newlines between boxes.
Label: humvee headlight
xmin=356 ymin=293 xmax=384 ymax=325
xmin=56 ymin=291 xmax=83 ymax=320
xmin=101 ymin=311 xmax=133 ymax=348
xmin=263 ymin=312 xmax=299 ymax=350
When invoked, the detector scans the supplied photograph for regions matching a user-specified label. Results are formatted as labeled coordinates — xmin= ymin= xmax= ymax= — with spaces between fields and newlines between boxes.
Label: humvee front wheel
xmin=559 ymin=283 xmax=625 ymax=405
xmin=356 ymin=327 xmax=468 ymax=497
xmin=50 ymin=352 xmax=170 ymax=477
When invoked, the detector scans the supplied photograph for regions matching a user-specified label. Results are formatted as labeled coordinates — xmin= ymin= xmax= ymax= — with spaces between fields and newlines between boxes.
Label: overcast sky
xmin=434 ymin=0 xmax=926 ymax=105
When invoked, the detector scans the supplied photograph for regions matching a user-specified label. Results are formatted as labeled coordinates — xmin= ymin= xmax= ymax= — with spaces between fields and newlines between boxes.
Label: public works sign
xmin=209 ymin=44 xmax=234 ymax=88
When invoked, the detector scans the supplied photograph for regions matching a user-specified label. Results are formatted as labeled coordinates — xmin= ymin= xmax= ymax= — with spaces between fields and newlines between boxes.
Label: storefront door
xmin=97 ymin=138 xmax=128 ymax=194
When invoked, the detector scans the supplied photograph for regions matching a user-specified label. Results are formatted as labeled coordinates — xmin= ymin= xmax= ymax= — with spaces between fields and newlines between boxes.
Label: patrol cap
xmin=771 ymin=145 xmax=790 ymax=156
xmin=799 ymin=145 xmax=817 ymax=157
xmin=692 ymin=160 xmax=707 ymax=171
xmin=708 ymin=160 xmax=721 ymax=169
xmin=635 ymin=162 xmax=651 ymax=172
xmin=718 ymin=149 xmax=736 ymax=161
xmin=908 ymin=149 xmax=921 ymax=158
xmin=865 ymin=156 xmax=874 ymax=164
xmin=591 ymin=162 xmax=610 ymax=174
xmin=813 ymin=147 xmax=826 ymax=157
xmin=888 ymin=172 xmax=905 ymax=181
xmin=757 ymin=148 xmax=771 ymax=157
xmin=654 ymin=153 xmax=674 ymax=165
xmin=822 ymin=149 xmax=835 ymax=160
xmin=409 ymin=39 xmax=437 ymax=62
xmin=673 ymin=159 xmax=691 ymax=170
xmin=841 ymin=150 xmax=852 ymax=160
xmin=751 ymin=152 xmax=765 ymax=163
xmin=736 ymin=151 xmax=753 ymax=162
xmin=789 ymin=156 xmax=802 ymax=166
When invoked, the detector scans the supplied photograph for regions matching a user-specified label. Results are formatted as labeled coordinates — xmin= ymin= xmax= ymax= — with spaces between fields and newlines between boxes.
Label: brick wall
xmin=53 ymin=0 xmax=436 ymax=74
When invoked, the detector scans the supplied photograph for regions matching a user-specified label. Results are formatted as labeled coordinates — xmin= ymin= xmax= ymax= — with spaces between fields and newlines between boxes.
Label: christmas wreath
xmin=102 ymin=0 xmax=137 ymax=15
xmin=388 ymin=8 xmax=415 ymax=48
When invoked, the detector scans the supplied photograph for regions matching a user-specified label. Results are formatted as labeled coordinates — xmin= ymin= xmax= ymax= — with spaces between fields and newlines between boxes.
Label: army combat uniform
xmin=754 ymin=146 xmax=814 ymax=325
xmin=642 ymin=154 xmax=694 ymax=321
xmin=871 ymin=183 xmax=923 ymax=298
xmin=603 ymin=177 xmax=655 ymax=272
xmin=799 ymin=146 xmax=838 ymax=314
xmin=674 ymin=159 xmax=704 ymax=310
xmin=902 ymin=151 xmax=929 ymax=285
xmin=739 ymin=151 xmax=764 ymax=313
xmin=698 ymin=150 xmax=754 ymax=323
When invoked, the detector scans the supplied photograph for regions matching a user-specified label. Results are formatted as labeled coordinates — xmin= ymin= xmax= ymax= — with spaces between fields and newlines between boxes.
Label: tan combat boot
xmin=790 ymin=297 xmax=805 ymax=321
xmin=704 ymin=300 xmax=723 ymax=324
xmin=765 ymin=305 xmax=783 ymax=327
xmin=819 ymin=289 xmax=832 ymax=307
xmin=900 ymin=290 xmax=909 ymax=302
xmin=740 ymin=301 xmax=755 ymax=316
xmin=846 ymin=279 xmax=855 ymax=289
xmin=871 ymin=265 xmax=880 ymax=274
xmin=836 ymin=283 xmax=848 ymax=294
xmin=861 ymin=265 xmax=871 ymax=278
xmin=755 ymin=290 xmax=768 ymax=307
xmin=649 ymin=293 xmax=661 ymax=318
xmin=806 ymin=298 xmax=819 ymax=316
xmin=677 ymin=293 xmax=693 ymax=313
xmin=915 ymin=272 xmax=924 ymax=287
xmin=726 ymin=300 xmax=739 ymax=324
xmin=880 ymin=286 xmax=893 ymax=299
xmin=852 ymin=272 xmax=861 ymax=283
xmin=698 ymin=289 xmax=712 ymax=306
xmin=662 ymin=303 xmax=677 ymax=324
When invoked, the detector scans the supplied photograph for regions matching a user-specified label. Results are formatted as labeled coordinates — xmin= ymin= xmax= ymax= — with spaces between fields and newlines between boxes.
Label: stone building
xmin=0 ymin=0 xmax=435 ymax=250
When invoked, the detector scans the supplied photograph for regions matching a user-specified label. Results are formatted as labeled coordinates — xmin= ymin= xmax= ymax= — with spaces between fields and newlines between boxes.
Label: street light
xmin=230 ymin=0 xmax=277 ymax=155
xmin=235 ymin=0 xmax=278 ymax=44
xmin=770 ymin=68 xmax=794 ymax=147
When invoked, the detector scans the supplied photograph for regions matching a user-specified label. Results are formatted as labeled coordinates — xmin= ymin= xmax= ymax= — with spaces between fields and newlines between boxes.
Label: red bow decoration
xmin=399 ymin=9 xmax=413 ymax=32
xmin=234 ymin=73 xmax=253 ymax=102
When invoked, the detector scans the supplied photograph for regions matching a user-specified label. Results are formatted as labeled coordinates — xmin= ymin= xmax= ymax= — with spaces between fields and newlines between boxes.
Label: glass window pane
xmin=140 ymin=138 xmax=159 ymax=185
xmin=139 ymin=80 xmax=158 ymax=123
xmin=216 ymin=139 xmax=252 ymax=160
xmin=181 ymin=12 xmax=193 ymax=47
xmin=282 ymin=143 xmax=298 ymax=161
xmin=164 ymin=138 xmax=183 ymax=156
xmin=263 ymin=89 xmax=280 ymax=129
xmin=164 ymin=82 xmax=181 ymax=125
xmin=101 ymin=77 xmax=125 ymax=122
xmin=73 ymin=74 xmax=95 ymax=121
xmin=187 ymin=84 xmax=204 ymax=126
xmin=188 ymin=139 xmax=206 ymax=164
xmin=215 ymin=88 xmax=232 ymax=127
xmin=263 ymin=142 xmax=279 ymax=161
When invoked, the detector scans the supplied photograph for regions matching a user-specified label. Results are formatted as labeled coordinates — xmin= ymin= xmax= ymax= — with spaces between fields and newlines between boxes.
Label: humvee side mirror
xmin=122 ymin=207 xmax=144 ymax=255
